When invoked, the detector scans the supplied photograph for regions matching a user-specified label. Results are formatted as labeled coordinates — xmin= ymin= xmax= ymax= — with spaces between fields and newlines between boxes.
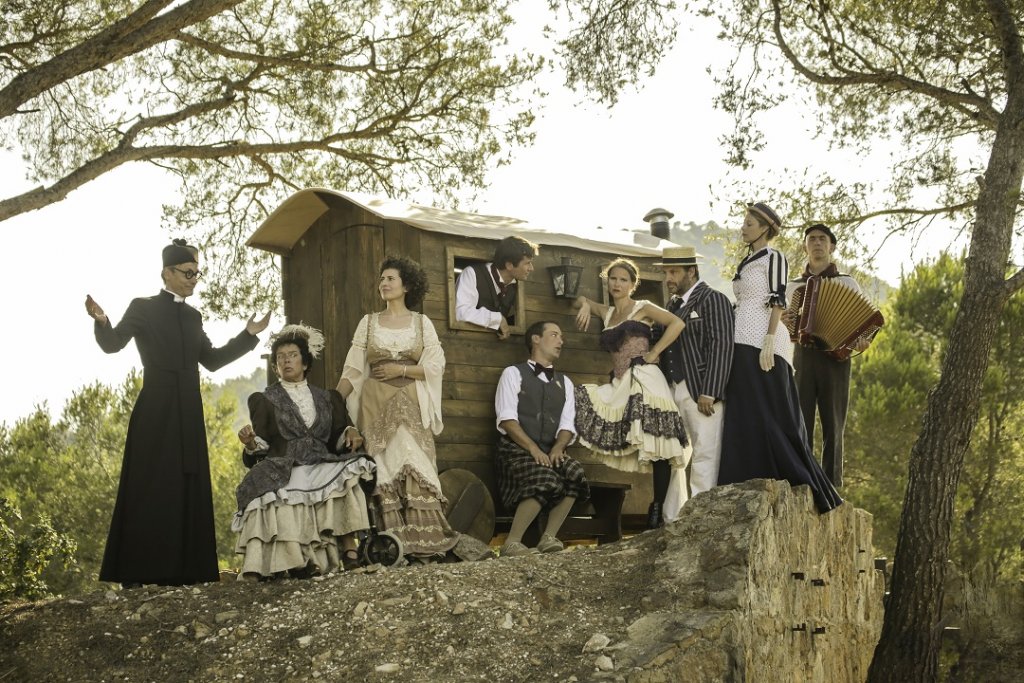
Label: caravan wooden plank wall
xmin=274 ymin=193 xmax=667 ymax=519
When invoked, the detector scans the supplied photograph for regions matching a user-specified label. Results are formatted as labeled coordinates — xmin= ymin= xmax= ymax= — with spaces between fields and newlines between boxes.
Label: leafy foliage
xmin=693 ymin=0 xmax=1014 ymax=247
xmin=0 ymin=372 xmax=248 ymax=596
xmin=0 ymin=0 xmax=677 ymax=318
xmin=0 ymin=497 xmax=76 ymax=602
xmin=845 ymin=252 xmax=1024 ymax=576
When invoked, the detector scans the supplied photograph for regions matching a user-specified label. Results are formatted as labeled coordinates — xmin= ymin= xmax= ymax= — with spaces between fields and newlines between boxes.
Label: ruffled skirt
xmin=360 ymin=382 xmax=459 ymax=559
xmin=233 ymin=458 xmax=375 ymax=578
xmin=371 ymin=425 xmax=460 ymax=558
xmin=575 ymin=364 xmax=690 ymax=473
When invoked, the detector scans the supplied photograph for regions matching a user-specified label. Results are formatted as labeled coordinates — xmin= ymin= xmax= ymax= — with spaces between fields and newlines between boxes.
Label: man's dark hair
xmin=686 ymin=264 xmax=701 ymax=280
xmin=493 ymin=236 xmax=539 ymax=270
xmin=525 ymin=320 xmax=554 ymax=353
xmin=271 ymin=336 xmax=314 ymax=378
xmin=380 ymin=255 xmax=429 ymax=308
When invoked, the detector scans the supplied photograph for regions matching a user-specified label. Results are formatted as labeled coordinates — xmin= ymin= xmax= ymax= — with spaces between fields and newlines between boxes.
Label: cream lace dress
xmin=342 ymin=312 xmax=458 ymax=557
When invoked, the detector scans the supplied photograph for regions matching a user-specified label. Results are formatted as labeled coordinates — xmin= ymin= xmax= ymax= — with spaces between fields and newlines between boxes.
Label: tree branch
xmin=0 ymin=120 xmax=424 ymax=222
xmin=769 ymin=0 xmax=1000 ymax=125
xmin=984 ymin=0 xmax=1024 ymax=93
xmin=173 ymin=31 xmax=381 ymax=75
xmin=1007 ymin=267 xmax=1024 ymax=295
xmin=832 ymin=200 xmax=976 ymax=227
xmin=0 ymin=0 xmax=242 ymax=118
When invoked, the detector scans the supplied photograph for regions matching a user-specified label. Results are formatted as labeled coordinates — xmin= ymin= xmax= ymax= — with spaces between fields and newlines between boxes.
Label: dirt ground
xmin=0 ymin=532 xmax=665 ymax=683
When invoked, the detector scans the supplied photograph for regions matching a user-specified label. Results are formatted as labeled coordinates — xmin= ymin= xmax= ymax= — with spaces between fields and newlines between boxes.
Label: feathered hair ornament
xmin=269 ymin=323 xmax=326 ymax=359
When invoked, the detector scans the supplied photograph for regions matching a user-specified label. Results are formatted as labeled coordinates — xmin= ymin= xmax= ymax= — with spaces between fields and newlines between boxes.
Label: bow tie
xmin=532 ymin=363 xmax=554 ymax=380
xmin=668 ymin=295 xmax=683 ymax=311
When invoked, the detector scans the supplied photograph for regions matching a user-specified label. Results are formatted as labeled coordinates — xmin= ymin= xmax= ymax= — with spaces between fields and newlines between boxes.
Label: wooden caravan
xmin=247 ymin=189 xmax=676 ymax=539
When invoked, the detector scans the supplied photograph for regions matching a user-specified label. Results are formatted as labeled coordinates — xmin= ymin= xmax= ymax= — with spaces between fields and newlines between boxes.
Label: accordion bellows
xmin=786 ymin=276 xmax=884 ymax=361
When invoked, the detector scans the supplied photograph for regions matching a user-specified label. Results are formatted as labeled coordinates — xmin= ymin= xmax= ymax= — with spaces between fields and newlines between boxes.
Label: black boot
xmin=646 ymin=501 xmax=664 ymax=530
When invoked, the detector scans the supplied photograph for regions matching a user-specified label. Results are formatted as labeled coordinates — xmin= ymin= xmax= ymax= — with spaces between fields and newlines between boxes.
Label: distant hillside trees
xmin=844 ymin=253 xmax=1024 ymax=579
xmin=0 ymin=372 xmax=248 ymax=597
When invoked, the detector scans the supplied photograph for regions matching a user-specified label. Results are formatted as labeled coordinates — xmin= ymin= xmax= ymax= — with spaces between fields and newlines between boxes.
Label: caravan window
xmin=445 ymin=245 xmax=527 ymax=336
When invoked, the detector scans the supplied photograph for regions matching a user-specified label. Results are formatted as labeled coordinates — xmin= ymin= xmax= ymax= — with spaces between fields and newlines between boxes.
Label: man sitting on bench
xmin=494 ymin=321 xmax=590 ymax=557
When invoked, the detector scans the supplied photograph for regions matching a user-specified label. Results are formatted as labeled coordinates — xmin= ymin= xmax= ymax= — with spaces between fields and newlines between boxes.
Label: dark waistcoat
xmin=471 ymin=263 xmax=518 ymax=324
xmin=515 ymin=362 xmax=566 ymax=451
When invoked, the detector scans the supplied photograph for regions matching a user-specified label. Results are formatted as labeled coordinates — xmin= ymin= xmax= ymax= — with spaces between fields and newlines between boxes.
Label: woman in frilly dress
xmin=574 ymin=258 xmax=690 ymax=528
xmin=337 ymin=256 xmax=461 ymax=561
xmin=234 ymin=324 xmax=375 ymax=579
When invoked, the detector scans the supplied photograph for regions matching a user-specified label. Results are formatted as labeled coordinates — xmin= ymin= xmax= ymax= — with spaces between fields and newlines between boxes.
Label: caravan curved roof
xmin=247 ymin=188 xmax=671 ymax=257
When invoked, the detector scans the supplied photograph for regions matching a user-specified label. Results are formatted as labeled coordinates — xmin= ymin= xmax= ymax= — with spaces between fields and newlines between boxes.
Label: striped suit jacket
xmin=658 ymin=281 xmax=735 ymax=402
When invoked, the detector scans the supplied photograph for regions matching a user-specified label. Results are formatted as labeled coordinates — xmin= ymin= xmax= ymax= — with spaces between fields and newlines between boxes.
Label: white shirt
xmin=678 ymin=279 xmax=704 ymax=306
xmin=280 ymin=379 xmax=316 ymax=426
xmin=494 ymin=362 xmax=576 ymax=441
xmin=454 ymin=263 xmax=514 ymax=330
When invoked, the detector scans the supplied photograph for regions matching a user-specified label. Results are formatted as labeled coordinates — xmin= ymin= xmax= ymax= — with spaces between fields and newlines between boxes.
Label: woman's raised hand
xmin=575 ymin=301 xmax=592 ymax=331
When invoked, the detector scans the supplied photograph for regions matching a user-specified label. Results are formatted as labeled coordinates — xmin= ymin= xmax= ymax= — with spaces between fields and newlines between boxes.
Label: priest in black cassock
xmin=85 ymin=239 xmax=270 ymax=587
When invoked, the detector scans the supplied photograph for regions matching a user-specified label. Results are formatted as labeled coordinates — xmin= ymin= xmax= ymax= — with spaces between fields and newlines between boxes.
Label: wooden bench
xmin=493 ymin=481 xmax=632 ymax=546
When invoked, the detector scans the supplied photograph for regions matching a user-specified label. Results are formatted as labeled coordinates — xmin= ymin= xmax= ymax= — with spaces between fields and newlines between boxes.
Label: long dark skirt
xmin=718 ymin=344 xmax=842 ymax=513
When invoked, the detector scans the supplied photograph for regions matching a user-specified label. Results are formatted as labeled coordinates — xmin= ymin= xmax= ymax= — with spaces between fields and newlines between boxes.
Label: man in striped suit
xmin=655 ymin=246 xmax=735 ymax=497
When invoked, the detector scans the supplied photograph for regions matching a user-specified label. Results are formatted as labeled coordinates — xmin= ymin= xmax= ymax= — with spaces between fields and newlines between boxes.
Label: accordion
xmin=786 ymin=275 xmax=884 ymax=361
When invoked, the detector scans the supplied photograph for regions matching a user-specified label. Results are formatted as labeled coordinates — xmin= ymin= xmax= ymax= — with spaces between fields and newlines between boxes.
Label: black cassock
xmin=95 ymin=290 xmax=258 ymax=585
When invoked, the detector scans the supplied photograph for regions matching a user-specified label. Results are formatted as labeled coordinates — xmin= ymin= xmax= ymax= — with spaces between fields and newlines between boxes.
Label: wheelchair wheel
xmin=362 ymin=530 xmax=403 ymax=567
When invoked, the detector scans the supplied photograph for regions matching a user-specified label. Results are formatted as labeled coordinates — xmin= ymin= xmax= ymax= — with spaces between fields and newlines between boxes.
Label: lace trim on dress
xmin=374 ymin=463 xmax=457 ymax=556
xmin=599 ymin=319 xmax=652 ymax=354
xmin=365 ymin=389 xmax=437 ymax=462
xmin=574 ymin=384 xmax=687 ymax=451
xmin=279 ymin=380 xmax=316 ymax=426
xmin=366 ymin=312 xmax=424 ymax=364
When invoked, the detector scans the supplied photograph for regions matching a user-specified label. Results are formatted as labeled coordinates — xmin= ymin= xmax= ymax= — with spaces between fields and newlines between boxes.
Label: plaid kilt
xmin=495 ymin=436 xmax=590 ymax=511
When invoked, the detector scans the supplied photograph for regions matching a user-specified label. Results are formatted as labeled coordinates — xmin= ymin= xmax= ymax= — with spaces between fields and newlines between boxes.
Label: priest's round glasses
xmin=171 ymin=267 xmax=203 ymax=280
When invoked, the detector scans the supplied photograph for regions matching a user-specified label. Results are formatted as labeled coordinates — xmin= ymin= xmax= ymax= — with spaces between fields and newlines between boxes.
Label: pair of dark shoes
xmin=647 ymin=502 xmax=664 ymax=530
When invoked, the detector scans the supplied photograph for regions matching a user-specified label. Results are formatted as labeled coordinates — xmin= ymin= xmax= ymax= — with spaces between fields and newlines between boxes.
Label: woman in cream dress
xmin=338 ymin=256 xmax=459 ymax=560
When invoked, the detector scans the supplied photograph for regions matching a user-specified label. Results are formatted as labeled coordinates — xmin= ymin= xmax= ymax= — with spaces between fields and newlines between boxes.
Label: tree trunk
xmin=867 ymin=96 xmax=1023 ymax=682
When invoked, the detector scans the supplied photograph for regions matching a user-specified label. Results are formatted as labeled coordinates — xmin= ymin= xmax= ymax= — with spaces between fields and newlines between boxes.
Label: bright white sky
xmin=0 ymin=13 xmax=974 ymax=425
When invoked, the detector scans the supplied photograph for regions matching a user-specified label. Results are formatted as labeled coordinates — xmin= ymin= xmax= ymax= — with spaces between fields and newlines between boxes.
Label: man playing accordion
xmin=783 ymin=224 xmax=876 ymax=488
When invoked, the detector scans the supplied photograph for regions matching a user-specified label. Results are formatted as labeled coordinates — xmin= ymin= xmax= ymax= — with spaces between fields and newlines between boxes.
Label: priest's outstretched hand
xmin=245 ymin=311 xmax=272 ymax=335
xmin=85 ymin=294 xmax=108 ymax=325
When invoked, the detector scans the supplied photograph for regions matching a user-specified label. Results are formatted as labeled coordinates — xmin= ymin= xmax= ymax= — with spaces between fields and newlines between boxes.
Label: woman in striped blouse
xmin=716 ymin=202 xmax=842 ymax=513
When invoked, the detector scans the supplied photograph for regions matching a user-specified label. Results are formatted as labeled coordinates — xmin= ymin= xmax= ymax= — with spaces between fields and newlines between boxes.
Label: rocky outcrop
xmin=614 ymin=479 xmax=883 ymax=682
xmin=0 ymin=480 xmax=883 ymax=682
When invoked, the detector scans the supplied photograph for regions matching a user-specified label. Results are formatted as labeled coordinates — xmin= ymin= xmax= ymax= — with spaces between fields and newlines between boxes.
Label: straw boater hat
xmin=653 ymin=245 xmax=703 ymax=267
xmin=746 ymin=202 xmax=782 ymax=232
